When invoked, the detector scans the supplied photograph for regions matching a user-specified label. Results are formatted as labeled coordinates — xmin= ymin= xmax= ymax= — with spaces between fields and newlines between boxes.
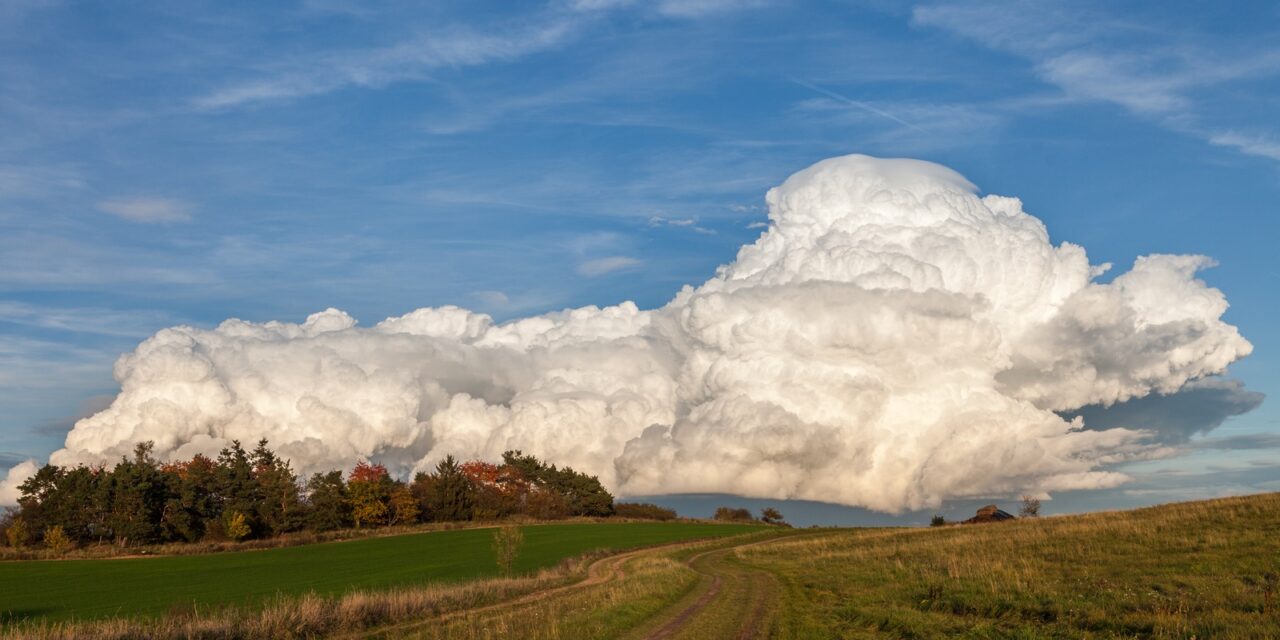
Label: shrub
xmin=760 ymin=507 xmax=789 ymax=526
xmin=713 ymin=507 xmax=755 ymax=522
xmin=225 ymin=511 xmax=251 ymax=541
xmin=614 ymin=502 xmax=677 ymax=521
xmin=5 ymin=516 xmax=28 ymax=549
xmin=930 ymin=514 xmax=946 ymax=527
xmin=43 ymin=524 xmax=72 ymax=554
xmin=492 ymin=525 xmax=523 ymax=577
xmin=1020 ymin=495 xmax=1041 ymax=518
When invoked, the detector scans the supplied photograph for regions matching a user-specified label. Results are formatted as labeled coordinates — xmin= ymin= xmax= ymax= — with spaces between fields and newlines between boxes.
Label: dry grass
xmin=742 ymin=493 xmax=1280 ymax=638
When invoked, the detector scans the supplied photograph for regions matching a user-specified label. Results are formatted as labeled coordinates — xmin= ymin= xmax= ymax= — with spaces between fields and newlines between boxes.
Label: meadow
xmin=5 ymin=494 xmax=1277 ymax=639
xmin=745 ymin=493 xmax=1280 ymax=638
xmin=0 ymin=521 xmax=761 ymax=623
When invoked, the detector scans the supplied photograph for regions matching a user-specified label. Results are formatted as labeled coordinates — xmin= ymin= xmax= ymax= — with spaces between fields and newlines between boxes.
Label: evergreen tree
xmin=160 ymin=455 xmax=219 ymax=542
xmin=215 ymin=440 xmax=261 ymax=538
xmin=501 ymin=450 xmax=613 ymax=517
xmin=106 ymin=443 xmax=167 ymax=545
xmin=427 ymin=455 xmax=474 ymax=522
xmin=253 ymin=441 xmax=304 ymax=536
xmin=409 ymin=472 xmax=437 ymax=521
xmin=305 ymin=470 xmax=351 ymax=532
xmin=16 ymin=463 xmax=64 ymax=539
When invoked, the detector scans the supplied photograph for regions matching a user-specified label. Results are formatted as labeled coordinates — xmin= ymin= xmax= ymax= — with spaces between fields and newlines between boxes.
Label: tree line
xmin=713 ymin=506 xmax=788 ymax=526
xmin=2 ymin=440 xmax=618 ymax=549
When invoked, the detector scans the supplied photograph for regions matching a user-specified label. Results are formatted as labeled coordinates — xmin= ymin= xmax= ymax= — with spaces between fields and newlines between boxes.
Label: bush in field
xmin=760 ymin=507 xmax=789 ymax=526
xmin=713 ymin=507 xmax=755 ymax=522
xmin=1020 ymin=495 xmax=1041 ymax=517
xmin=930 ymin=514 xmax=946 ymax=527
xmin=492 ymin=525 xmax=523 ymax=577
xmin=614 ymin=502 xmax=677 ymax=521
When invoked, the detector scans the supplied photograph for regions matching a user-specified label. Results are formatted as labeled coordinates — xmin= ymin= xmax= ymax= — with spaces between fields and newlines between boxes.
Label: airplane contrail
xmin=791 ymin=78 xmax=928 ymax=134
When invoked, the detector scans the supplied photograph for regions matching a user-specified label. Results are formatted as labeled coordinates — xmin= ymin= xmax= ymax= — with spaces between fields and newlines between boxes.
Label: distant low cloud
xmin=1066 ymin=378 xmax=1264 ymax=445
xmin=578 ymin=255 xmax=641 ymax=276
xmin=30 ymin=394 xmax=117 ymax=438
xmin=98 ymin=197 xmax=191 ymax=223
xmin=1191 ymin=433 xmax=1280 ymax=451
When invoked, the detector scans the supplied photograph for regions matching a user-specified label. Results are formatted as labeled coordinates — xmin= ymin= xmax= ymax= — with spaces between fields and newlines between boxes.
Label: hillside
xmin=0 ymin=521 xmax=761 ymax=624
xmin=745 ymin=493 xmax=1280 ymax=638
xmin=4 ymin=494 xmax=1276 ymax=639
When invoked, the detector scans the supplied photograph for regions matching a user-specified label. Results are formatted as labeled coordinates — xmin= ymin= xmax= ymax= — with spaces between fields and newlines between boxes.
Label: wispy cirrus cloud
xmin=195 ymin=20 xmax=580 ymax=109
xmin=1208 ymin=131 xmax=1280 ymax=162
xmin=648 ymin=215 xmax=715 ymax=234
xmin=912 ymin=0 xmax=1280 ymax=163
xmin=577 ymin=255 xmax=641 ymax=276
xmin=97 ymin=197 xmax=192 ymax=223
xmin=570 ymin=0 xmax=770 ymax=18
xmin=0 ymin=301 xmax=175 ymax=338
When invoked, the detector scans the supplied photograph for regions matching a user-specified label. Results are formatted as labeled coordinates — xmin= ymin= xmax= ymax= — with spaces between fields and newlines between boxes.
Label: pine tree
xmin=253 ymin=442 xmax=304 ymax=536
xmin=215 ymin=441 xmax=261 ymax=539
xmin=427 ymin=456 xmax=474 ymax=522
xmin=305 ymin=471 xmax=351 ymax=532
xmin=106 ymin=443 xmax=167 ymax=546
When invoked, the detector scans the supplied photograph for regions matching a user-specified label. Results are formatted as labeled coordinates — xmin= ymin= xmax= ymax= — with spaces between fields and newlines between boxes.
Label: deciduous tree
xmin=1020 ymin=495 xmax=1041 ymax=518
xmin=492 ymin=525 xmax=523 ymax=577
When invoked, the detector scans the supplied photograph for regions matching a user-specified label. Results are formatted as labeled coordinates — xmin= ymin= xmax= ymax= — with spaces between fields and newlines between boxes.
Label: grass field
xmin=6 ymin=494 xmax=1277 ymax=639
xmin=745 ymin=493 xmax=1280 ymax=638
xmin=0 ymin=521 xmax=761 ymax=623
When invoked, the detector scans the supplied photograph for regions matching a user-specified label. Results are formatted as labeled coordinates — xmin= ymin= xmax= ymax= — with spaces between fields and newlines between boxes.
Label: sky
xmin=2 ymin=0 xmax=1278 ymax=523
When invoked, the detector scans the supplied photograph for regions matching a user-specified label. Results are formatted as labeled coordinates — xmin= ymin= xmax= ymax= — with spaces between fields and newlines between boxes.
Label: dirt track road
xmin=348 ymin=540 xmax=702 ymax=640
xmin=352 ymin=530 xmax=807 ymax=639
xmin=639 ymin=534 xmax=803 ymax=640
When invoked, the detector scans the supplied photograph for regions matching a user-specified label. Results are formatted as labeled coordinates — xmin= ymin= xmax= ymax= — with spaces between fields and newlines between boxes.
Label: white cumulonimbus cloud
xmin=0 ymin=155 xmax=1254 ymax=511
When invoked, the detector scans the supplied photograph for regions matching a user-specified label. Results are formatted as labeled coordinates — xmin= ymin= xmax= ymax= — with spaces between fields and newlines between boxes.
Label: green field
xmin=0 ymin=522 xmax=761 ymax=623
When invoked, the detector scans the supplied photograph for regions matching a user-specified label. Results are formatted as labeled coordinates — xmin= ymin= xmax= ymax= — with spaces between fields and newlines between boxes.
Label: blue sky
xmin=2 ymin=0 xmax=1278 ymax=519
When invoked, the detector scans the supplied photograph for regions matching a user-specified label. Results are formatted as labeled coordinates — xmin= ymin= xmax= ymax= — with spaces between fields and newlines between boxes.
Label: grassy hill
xmin=743 ymin=493 xmax=1280 ymax=638
xmin=0 ymin=521 xmax=761 ymax=623
xmin=5 ymin=494 xmax=1276 ymax=639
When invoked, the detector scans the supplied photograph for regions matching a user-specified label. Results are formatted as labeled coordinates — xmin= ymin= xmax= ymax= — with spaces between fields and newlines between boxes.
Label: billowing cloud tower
xmin=0 ymin=155 xmax=1253 ymax=511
